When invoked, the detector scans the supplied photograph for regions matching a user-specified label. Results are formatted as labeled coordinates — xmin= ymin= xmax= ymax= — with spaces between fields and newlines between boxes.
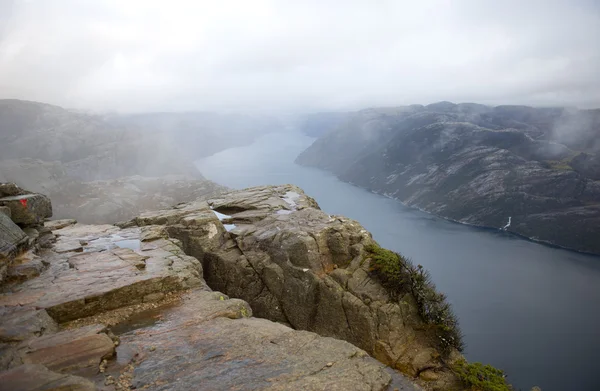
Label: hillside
xmin=296 ymin=102 xmax=600 ymax=254
xmin=0 ymin=99 xmax=278 ymax=223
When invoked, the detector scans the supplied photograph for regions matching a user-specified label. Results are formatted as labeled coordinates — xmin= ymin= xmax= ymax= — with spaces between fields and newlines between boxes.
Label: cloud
xmin=0 ymin=0 xmax=599 ymax=112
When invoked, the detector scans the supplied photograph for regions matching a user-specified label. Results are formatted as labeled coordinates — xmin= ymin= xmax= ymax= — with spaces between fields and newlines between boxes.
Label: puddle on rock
xmin=110 ymin=306 xmax=169 ymax=336
xmin=85 ymin=234 xmax=141 ymax=252
xmin=115 ymin=239 xmax=141 ymax=251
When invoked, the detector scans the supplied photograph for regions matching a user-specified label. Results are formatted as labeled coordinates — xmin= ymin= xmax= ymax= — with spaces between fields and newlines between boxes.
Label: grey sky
xmin=0 ymin=0 xmax=599 ymax=112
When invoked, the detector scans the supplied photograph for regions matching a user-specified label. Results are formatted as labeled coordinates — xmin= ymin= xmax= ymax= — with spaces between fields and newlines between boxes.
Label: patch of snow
xmin=303 ymin=268 xmax=309 ymax=272
xmin=224 ymin=224 xmax=236 ymax=232
xmin=276 ymin=209 xmax=292 ymax=215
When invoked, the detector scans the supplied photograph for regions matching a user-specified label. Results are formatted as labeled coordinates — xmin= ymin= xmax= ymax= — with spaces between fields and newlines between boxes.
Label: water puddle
xmin=110 ymin=306 xmax=168 ymax=336
xmin=85 ymin=234 xmax=141 ymax=252
xmin=212 ymin=210 xmax=231 ymax=221
xmin=115 ymin=239 xmax=141 ymax=251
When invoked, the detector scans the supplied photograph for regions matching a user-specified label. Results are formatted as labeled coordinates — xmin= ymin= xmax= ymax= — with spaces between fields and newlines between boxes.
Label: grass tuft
xmin=364 ymin=243 xmax=464 ymax=354
xmin=453 ymin=360 xmax=512 ymax=391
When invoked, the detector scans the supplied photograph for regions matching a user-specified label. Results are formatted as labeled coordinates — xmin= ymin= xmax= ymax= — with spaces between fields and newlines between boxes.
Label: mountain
xmin=0 ymin=99 xmax=279 ymax=223
xmin=296 ymin=102 xmax=600 ymax=254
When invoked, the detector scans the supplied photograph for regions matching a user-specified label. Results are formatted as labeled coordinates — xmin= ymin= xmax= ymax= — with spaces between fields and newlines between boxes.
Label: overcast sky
xmin=0 ymin=0 xmax=599 ymax=113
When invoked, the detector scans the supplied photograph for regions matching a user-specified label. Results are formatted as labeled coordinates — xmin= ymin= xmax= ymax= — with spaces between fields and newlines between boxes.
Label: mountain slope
xmin=296 ymin=103 xmax=600 ymax=254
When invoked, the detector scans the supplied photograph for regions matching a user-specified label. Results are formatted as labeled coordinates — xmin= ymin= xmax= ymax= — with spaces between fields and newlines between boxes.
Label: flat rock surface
xmin=0 ymin=224 xmax=203 ymax=323
xmin=0 ymin=363 xmax=95 ymax=391
xmin=0 ymin=308 xmax=58 ymax=343
xmin=19 ymin=324 xmax=114 ymax=377
xmin=117 ymin=290 xmax=419 ymax=391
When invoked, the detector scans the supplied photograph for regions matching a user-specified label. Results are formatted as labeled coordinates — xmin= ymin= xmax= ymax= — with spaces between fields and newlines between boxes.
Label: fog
xmin=1 ymin=0 xmax=599 ymax=112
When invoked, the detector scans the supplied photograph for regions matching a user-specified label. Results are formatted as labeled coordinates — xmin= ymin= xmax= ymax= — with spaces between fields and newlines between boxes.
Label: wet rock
xmin=0 ymin=193 xmax=52 ymax=227
xmin=0 ymin=308 xmax=58 ymax=343
xmin=126 ymin=185 xmax=463 ymax=389
xmin=0 ymin=364 xmax=95 ymax=391
xmin=6 ymin=258 xmax=44 ymax=284
xmin=0 ymin=213 xmax=28 ymax=284
xmin=19 ymin=324 xmax=114 ymax=376
xmin=120 ymin=290 xmax=418 ymax=391
xmin=53 ymin=240 xmax=83 ymax=254
xmin=0 ymin=226 xmax=203 ymax=323
xmin=45 ymin=219 xmax=77 ymax=231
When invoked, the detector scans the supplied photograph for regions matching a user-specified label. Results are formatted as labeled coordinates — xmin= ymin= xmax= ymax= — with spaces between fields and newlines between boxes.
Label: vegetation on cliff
xmin=365 ymin=243 xmax=515 ymax=390
xmin=364 ymin=243 xmax=464 ymax=354
xmin=453 ymin=360 xmax=512 ymax=391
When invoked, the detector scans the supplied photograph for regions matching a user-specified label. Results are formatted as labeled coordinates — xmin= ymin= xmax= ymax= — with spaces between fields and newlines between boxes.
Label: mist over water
xmin=196 ymin=131 xmax=600 ymax=391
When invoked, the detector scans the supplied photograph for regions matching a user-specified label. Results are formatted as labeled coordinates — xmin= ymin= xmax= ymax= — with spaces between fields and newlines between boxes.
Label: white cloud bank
xmin=0 ymin=0 xmax=599 ymax=112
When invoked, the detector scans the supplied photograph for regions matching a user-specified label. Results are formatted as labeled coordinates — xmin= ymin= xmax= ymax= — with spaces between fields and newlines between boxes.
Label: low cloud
xmin=0 ymin=0 xmax=599 ymax=112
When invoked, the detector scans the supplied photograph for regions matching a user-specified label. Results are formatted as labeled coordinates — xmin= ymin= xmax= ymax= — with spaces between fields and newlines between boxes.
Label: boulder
xmin=0 ymin=213 xmax=28 ymax=284
xmin=0 ymin=193 xmax=52 ymax=226
xmin=0 ymin=183 xmax=28 ymax=199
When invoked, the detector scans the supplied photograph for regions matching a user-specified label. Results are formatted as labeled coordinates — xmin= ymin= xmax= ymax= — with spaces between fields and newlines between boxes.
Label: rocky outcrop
xmin=0 ymin=184 xmax=54 ymax=285
xmin=0 ymin=186 xmax=423 ymax=391
xmin=296 ymin=103 xmax=600 ymax=254
xmin=127 ymin=185 xmax=469 ymax=390
xmin=0 ymin=194 xmax=52 ymax=226
xmin=0 ymin=214 xmax=28 ymax=283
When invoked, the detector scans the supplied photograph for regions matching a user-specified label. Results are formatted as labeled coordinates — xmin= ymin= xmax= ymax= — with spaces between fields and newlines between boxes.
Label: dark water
xmin=195 ymin=131 xmax=600 ymax=391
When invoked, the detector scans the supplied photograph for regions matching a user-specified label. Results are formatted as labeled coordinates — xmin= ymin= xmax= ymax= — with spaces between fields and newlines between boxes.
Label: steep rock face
xmin=296 ymin=103 xmax=600 ymax=254
xmin=128 ymin=185 xmax=466 ymax=390
xmin=0 ymin=187 xmax=420 ymax=391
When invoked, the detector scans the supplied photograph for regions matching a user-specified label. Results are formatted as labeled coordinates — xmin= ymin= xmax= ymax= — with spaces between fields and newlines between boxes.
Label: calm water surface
xmin=196 ymin=131 xmax=600 ymax=391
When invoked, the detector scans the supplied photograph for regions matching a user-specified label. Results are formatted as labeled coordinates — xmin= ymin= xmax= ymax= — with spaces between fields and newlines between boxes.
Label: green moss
xmin=364 ymin=243 xmax=464 ymax=354
xmin=453 ymin=360 xmax=512 ymax=391
xmin=240 ymin=305 xmax=249 ymax=318
xmin=544 ymin=159 xmax=573 ymax=171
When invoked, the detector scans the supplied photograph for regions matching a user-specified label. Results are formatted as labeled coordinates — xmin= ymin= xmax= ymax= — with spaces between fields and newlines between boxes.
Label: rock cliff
xmin=124 ymin=184 xmax=475 ymax=390
xmin=0 ymin=183 xmax=522 ymax=391
xmin=0 ymin=184 xmax=424 ymax=391
xmin=296 ymin=103 xmax=600 ymax=254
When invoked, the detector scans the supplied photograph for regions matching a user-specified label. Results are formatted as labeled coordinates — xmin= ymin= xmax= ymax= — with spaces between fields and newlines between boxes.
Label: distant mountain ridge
xmin=296 ymin=102 xmax=600 ymax=254
xmin=0 ymin=99 xmax=279 ymax=222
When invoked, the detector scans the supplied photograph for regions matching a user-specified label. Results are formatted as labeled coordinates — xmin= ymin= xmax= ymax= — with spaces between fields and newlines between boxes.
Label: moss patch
xmin=543 ymin=159 xmax=573 ymax=171
xmin=364 ymin=243 xmax=464 ymax=354
xmin=453 ymin=360 xmax=512 ymax=391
